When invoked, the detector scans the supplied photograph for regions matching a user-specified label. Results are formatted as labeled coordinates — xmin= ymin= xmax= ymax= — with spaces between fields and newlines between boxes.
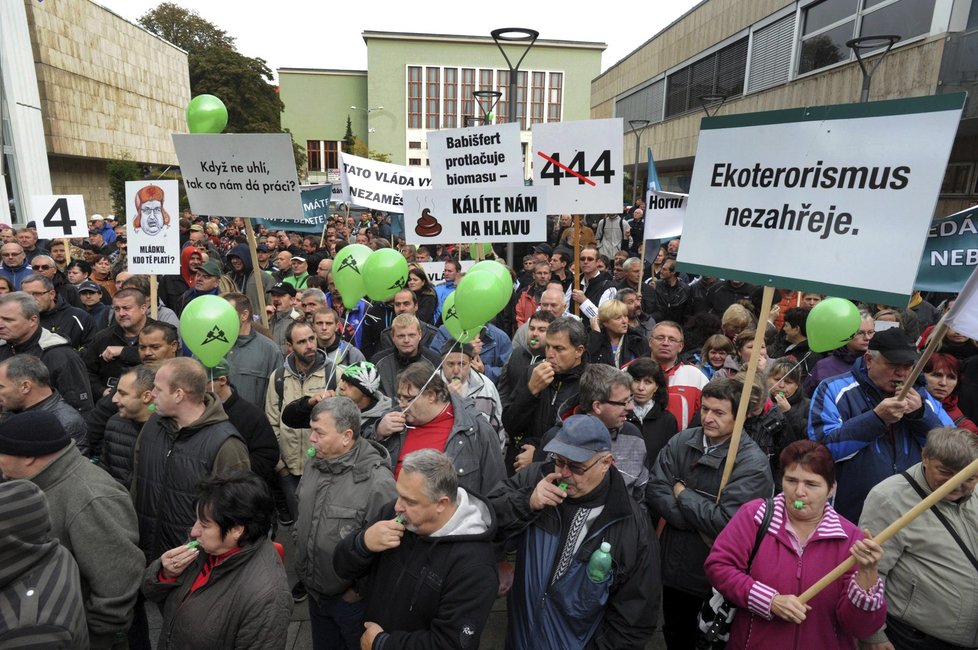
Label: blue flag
xmin=646 ymin=148 xmax=661 ymax=193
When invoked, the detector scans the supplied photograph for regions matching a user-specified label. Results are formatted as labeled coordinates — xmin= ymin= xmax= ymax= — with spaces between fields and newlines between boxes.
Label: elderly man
xmin=178 ymin=259 xmax=223 ymax=312
xmin=860 ymin=427 xmax=978 ymax=650
xmin=650 ymin=320 xmax=709 ymax=431
xmin=0 ymin=354 xmax=87 ymax=450
xmin=647 ymin=376 xmax=774 ymax=649
xmin=30 ymin=252 xmax=82 ymax=307
xmin=0 ymin=292 xmax=93 ymax=413
xmin=16 ymin=228 xmax=46 ymax=262
xmin=298 ymin=288 xmax=328 ymax=323
xmin=809 ymin=327 xmax=953 ymax=523
xmin=440 ymin=340 xmax=505 ymax=445
xmin=0 ymin=410 xmax=144 ymax=649
xmin=511 ymin=284 xmax=577 ymax=352
xmin=296 ymin=397 xmax=396 ymax=649
xmin=804 ymin=311 xmax=876 ymax=395
xmin=333 ymin=449 xmax=498 ymax=650
xmin=0 ymin=242 xmax=32 ymax=289
xmin=490 ymin=414 xmax=660 ymax=649
xmin=373 ymin=314 xmax=441 ymax=397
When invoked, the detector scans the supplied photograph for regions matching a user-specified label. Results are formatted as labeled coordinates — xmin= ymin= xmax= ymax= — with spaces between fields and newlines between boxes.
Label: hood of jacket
xmin=0 ymin=325 xmax=70 ymax=352
xmin=310 ymin=436 xmax=391 ymax=480
xmin=227 ymin=243 xmax=253 ymax=273
xmin=180 ymin=246 xmax=199 ymax=287
xmin=428 ymin=487 xmax=495 ymax=541
xmin=0 ymin=479 xmax=59 ymax=588
xmin=361 ymin=393 xmax=393 ymax=419
xmin=159 ymin=392 xmax=229 ymax=436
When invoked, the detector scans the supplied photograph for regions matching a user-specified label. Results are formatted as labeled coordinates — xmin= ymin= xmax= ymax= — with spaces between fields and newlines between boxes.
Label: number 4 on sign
xmin=31 ymin=195 xmax=89 ymax=239
xmin=538 ymin=150 xmax=615 ymax=186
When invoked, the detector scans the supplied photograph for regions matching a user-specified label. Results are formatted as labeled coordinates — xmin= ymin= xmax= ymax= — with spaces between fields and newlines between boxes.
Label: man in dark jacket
xmin=30 ymin=253 xmax=82 ymax=308
xmin=225 ymin=243 xmax=274 ymax=317
xmin=490 ymin=415 xmax=661 ymax=650
xmin=650 ymin=258 xmax=691 ymax=326
xmin=0 ymin=355 xmax=88 ymax=452
xmin=333 ymin=449 xmax=499 ymax=650
xmin=570 ymin=246 xmax=616 ymax=319
xmin=100 ymin=365 xmax=156 ymax=488
xmin=130 ymin=358 xmax=251 ymax=562
xmin=0 ymin=292 xmax=93 ymax=414
xmin=646 ymin=376 xmax=774 ymax=649
xmin=23 ymin=273 xmax=95 ymax=350
xmin=83 ymin=288 xmax=155 ymax=396
xmin=372 ymin=314 xmax=440 ymax=397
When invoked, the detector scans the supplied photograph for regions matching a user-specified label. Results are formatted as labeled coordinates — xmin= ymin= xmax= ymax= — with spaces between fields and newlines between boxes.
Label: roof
xmin=361 ymin=30 xmax=606 ymax=51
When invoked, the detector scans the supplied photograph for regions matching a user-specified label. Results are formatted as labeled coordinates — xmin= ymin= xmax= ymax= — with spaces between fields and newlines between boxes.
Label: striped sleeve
xmin=747 ymin=580 xmax=778 ymax=619
xmin=846 ymin=575 xmax=885 ymax=611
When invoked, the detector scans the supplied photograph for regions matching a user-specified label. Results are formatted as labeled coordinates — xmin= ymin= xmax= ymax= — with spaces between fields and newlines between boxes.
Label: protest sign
xmin=254 ymin=185 xmax=332 ymax=234
xmin=676 ymin=94 xmax=965 ymax=306
xmin=428 ymin=123 xmax=523 ymax=189
xmin=402 ymin=186 xmax=546 ymax=245
xmin=531 ymin=118 xmax=623 ymax=214
xmin=418 ymin=260 xmax=476 ymax=285
xmin=31 ymin=195 xmax=88 ymax=239
xmin=125 ymin=180 xmax=180 ymax=275
xmin=340 ymin=153 xmax=432 ymax=212
xmin=643 ymin=190 xmax=688 ymax=240
xmin=914 ymin=205 xmax=978 ymax=293
xmin=172 ymin=133 xmax=302 ymax=219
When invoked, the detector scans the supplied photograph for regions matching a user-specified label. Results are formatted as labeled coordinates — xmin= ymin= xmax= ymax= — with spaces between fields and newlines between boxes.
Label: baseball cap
xmin=291 ymin=256 xmax=307 ymax=263
xmin=269 ymin=282 xmax=297 ymax=297
xmin=533 ymin=243 xmax=554 ymax=256
xmin=196 ymin=260 xmax=222 ymax=277
xmin=544 ymin=414 xmax=611 ymax=463
xmin=89 ymin=214 xmax=103 ymax=222
xmin=209 ymin=359 xmax=231 ymax=379
xmin=190 ymin=224 xmax=204 ymax=232
xmin=868 ymin=328 xmax=919 ymax=364
xmin=257 ymin=244 xmax=271 ymax=253
xmin=78 ymin=280 xmax=102 ymax=294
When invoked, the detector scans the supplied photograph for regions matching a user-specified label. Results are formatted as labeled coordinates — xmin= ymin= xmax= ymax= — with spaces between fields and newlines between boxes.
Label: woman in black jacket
xmin=625 ymin=357 xmax=678 ymax=466
xmin=407 ymin=264 xmax=438 ymax=325
xmin=587 ymin=299 xmax=650 ymax=368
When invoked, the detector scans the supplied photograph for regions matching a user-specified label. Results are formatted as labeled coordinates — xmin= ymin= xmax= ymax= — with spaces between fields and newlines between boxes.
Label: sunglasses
xmin=549 ymin=453 xmax=606 ymax=475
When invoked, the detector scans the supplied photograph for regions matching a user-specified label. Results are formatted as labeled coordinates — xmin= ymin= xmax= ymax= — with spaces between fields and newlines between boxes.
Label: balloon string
xmin=769 ymin=351 xmax=812 ymax=392
xmin=402 ymin=334 xmax=467 ymax=414
xmin=326 ymin=312 xmax=351 ymax=391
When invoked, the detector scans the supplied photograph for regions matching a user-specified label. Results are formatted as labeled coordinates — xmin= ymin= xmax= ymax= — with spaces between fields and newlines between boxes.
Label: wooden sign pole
xmin=243 ymin=219 xmax=269 ymax=330
xmin=149 ymin=275 xmax=159 ymax=320
xmin=573 ymin=215 xmax=582 ymax=316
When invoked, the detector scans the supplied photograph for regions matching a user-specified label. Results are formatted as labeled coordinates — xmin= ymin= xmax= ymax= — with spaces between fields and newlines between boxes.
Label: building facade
xmin=280 ymin=31 xmax=604 ymax=180
xmin=1 ymin=0 xmax=190 ymax=223
xmin=593 ymin=0 xmax=978 ymax=217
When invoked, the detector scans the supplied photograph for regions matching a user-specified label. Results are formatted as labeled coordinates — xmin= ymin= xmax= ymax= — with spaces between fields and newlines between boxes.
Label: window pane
xmin=665 ymin=68 xmax=690 ymax=118
xmin=799 ymin=20 xmax=854 ymax=73
xmin=860 ymin=0 xmax=935 ymax=40
xmin=804 ymin=0 xmax=859 ymax=35
xmin=716 ymin=38 xmax=748 ymax=96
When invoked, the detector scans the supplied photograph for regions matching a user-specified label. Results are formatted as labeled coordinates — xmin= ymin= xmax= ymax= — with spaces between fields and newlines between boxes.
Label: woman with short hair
xmin=588 ymin=298 xmax=650 ymax=368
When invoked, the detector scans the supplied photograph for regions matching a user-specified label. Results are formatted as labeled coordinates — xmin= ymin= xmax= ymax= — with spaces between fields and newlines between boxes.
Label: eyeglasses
xmin=855 ymin=330 xmax=875 ymax=338
xmin=651 ymin=335 xmax=683 ymax=345
xmin=25 ymin=290 xmax=53 ymax=298
xmin=396 ymin=391 xmax=420 ymax=404
xmin=549 ymin=453 xmax=607 ymax=475
xmin=32 ymin=265 xmax=52 ymax=271
xmin=580 ymin=256 xmax=596 ymax=262
xmin=1 ymin=252 xmax=21 ymax=258
xmin=603 ymin=397 xmax=634 ymax=407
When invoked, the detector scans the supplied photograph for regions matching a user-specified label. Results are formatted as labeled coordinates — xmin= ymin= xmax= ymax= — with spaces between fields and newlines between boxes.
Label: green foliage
xmin=351 ymin=138 xmax=391 ymax=163
xmin=343 ymin=116 xmax=356 ymax=152
xmin=137 ymin=3 xmax=235 ymax=54
xmin=105 ymin=153 xmax=142 ymax=219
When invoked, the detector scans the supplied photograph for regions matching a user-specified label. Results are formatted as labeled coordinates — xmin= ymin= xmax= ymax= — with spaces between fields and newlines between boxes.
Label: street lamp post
xmin=628 ymin=119 xmax=650 ymax=208
xmin=846 ymin=35 xmax=900 ymax=103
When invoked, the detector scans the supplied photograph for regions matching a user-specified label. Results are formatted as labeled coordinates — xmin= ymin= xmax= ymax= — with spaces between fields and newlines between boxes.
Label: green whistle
xmin=793 ymin=500 xmax=805 ymax=510
xmin=394 ymin=514 xmax=407 ymax=525
xmin=307 ymin=447 xmax=316 ymax=457
xmin=186 ymin=540 xmax=199 ymax=550
xmin=558 ymin=482 xmax=568 ymax=491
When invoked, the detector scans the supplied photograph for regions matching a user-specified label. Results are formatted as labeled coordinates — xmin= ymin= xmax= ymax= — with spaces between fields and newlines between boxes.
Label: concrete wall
xmin=279 ymin=69 xmax=368 ymax=147
xmin=26 ymin=0 xmax=190 ymax=212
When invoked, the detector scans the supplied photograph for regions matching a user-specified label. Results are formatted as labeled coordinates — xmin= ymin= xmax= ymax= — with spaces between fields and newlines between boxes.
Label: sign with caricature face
xmin=126 ymin=180 xmax=180 ymax=275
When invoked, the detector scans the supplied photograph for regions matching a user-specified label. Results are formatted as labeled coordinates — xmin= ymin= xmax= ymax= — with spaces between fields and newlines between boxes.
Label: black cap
xmin=0 ymin=411 xmax=70 ymax=456
xmin=533 ymin=243 xmax=553 ymax=256
xmin=868 ymin=328 xmax=919 ymax=364
xmin=78 ymin=280 xmax=102 ymax=294
xmin=269 ymin=282 xmax=297 ymax=297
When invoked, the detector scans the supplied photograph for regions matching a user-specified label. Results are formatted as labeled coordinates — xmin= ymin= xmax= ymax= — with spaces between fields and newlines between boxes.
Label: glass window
xmin=548 ymin=72 xmax=562 ymax=122
xmin=531 ymin=71 xmax=545 ymax=124
xmin=426 ymin=67 xmax=440 ymax=129
xmin=407 ymin=66 xmax=422 ymax=129
xmin=443 ymin=68 xmax=458 ymax=129
xmin=804 ymin=0 xmax=859 ymax=35
xmin=323 ymin=141 xmax=339 ymax=170
xmin=496 ymin=70 xmax=510 ymax=125
xmin=860 ymin=0 xmax=935 ymax=41
xmin=409 ymin=158 xmax=422 ymax=166
xmin=408 ymin=141 xmax=422 ymax=149
xmin=461 ymin=68 xmax=475 ymax=125
xmin=941 ymin=163 xmax=973 ymax=195
xmin=799 ymin=20 xmax=854 ymax=74
xmin=306 ymin=141 xmax=322 ymax=172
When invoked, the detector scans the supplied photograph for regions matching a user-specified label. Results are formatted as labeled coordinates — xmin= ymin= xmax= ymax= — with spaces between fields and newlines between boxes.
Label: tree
xmin=351 ymin=139 xmax=391 ymax=163
xmin=138 ymin=3 xmax=235 ymax=54
xmin=106 ymin=153 xmax=142 ymax=219
xmin=342 ymin=116 xmax=356 ymax=152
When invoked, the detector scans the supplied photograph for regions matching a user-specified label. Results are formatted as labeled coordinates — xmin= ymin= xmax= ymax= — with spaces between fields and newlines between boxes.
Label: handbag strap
xmin=746 ymin=498 xmax=774 ymax=573
xmin=901 ymin=471 xmax=978 ymax=574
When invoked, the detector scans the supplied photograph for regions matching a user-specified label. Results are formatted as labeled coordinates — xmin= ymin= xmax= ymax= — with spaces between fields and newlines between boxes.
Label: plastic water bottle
xmin=587 ymin=541 xmax=612 ymax=581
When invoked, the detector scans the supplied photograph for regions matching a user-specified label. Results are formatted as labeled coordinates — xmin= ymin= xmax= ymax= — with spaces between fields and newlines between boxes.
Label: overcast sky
xmin=96 ymin=0 xmax=701 ymax=77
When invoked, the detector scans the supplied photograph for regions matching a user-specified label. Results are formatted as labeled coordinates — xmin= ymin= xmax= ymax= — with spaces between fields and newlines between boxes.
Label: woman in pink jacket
xmin=704 ymin=440 xmax=886 ymax=648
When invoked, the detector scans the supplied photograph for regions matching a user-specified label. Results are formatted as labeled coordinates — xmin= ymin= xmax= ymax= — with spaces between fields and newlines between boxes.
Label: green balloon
xmin=807 ymin=297 xmax=861 ymax=353
xmin=468 ymin=243 xmax=493 ymax=258
xmin=467 ymin=260 xmax=513 ymax=304
xmin=455 ymin=270 xmax=510 ymax=329
xmin=441 ymin=293 xmax=482 ymax=343
xmin=180 ymin=295 xmax=240 ymax=368
xmin=186 ymin=94 xmax=228 ymax=134
xmin=333 ymin=244 xmax=371 ymax=306
xmin=361 ymin=249 xmax=409 ymax=302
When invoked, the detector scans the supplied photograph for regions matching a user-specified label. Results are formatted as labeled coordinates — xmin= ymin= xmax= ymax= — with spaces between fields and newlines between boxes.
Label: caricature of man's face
xmin=140 ymin=200 xmax=164 ymax=236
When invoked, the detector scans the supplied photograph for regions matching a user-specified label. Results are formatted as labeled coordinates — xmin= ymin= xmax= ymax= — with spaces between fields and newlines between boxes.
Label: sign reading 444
xmin=531 ymin=118 xmax=623 ymax=214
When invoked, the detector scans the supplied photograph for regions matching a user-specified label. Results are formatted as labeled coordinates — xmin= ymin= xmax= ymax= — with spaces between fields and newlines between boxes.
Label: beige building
xmin=593 ymin=0 xmax=978 ymax=216
xmin=2 ymin=0 xmax=190 ymax=221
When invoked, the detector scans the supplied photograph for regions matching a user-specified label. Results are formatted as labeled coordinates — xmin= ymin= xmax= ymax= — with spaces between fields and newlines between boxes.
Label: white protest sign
xmin=644 ymin=190 xmax=688 ymax=240
xmin=418 ymin=260 xmax=476 ymax=285
xmin=402 ymin=186 xmax=546 ymax=245
xmin=31 ymin=195 xmax=88 ymax=239
xmin=531 ymin=118 xmax=623 ymax=214
xmin=340 ymin=152 xmax=432 ymax=212
xmin=172 ymin=133 xmax=302 ymax=218
xmin=676 ymin=94 xmax=965 ymax=306
xmin=428 ymin=122 xmax=523 ymax=188
xmin=125 ymin=180 xmax=180 ymax=275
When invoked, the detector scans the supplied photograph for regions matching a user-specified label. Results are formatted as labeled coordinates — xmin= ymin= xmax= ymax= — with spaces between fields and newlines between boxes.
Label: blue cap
xmin=544 ymin=414 xmax=611 ymax=463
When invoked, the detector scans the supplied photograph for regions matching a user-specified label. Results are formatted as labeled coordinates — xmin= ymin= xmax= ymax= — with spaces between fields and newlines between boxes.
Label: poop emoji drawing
xmin=415 ymin=208 xmax=443 ymax=237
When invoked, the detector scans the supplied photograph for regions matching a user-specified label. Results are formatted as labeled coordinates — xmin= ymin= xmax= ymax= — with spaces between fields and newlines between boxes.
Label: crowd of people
xmin=0 ymin=200 xmax=976 ymax=650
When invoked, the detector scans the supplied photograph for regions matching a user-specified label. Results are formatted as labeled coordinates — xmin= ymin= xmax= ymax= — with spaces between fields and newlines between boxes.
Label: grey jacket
xmin=295 ymin=437 xmax=396 ymax=599
xmin=226 ymin=332 xmax=283 ymax=407
xmin=860 ymin=462 xmax=978 ymax=647
xmin=1 ymin=390 xmax=88 ymax=454
xmin=646 ymin=427 xmax=774 ymax=597
xmin=29 ymin=444 xmax=144 ymax=646
xmin=369 ymin=393 xmax=506 ymax=496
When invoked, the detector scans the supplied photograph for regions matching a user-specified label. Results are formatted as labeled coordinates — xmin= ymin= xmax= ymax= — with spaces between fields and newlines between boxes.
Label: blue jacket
xmin=808 ymin=357 xmax=952 ymax=522
xmin=430 ymin=322 xmax=512 ymax=383
xmin=0 ymin=262 xmax=33 ymax=290
xmin=489 ymin=462 xmax=660 ymax=650
xmin=434 ymin=281 xmax=455 ymax=324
